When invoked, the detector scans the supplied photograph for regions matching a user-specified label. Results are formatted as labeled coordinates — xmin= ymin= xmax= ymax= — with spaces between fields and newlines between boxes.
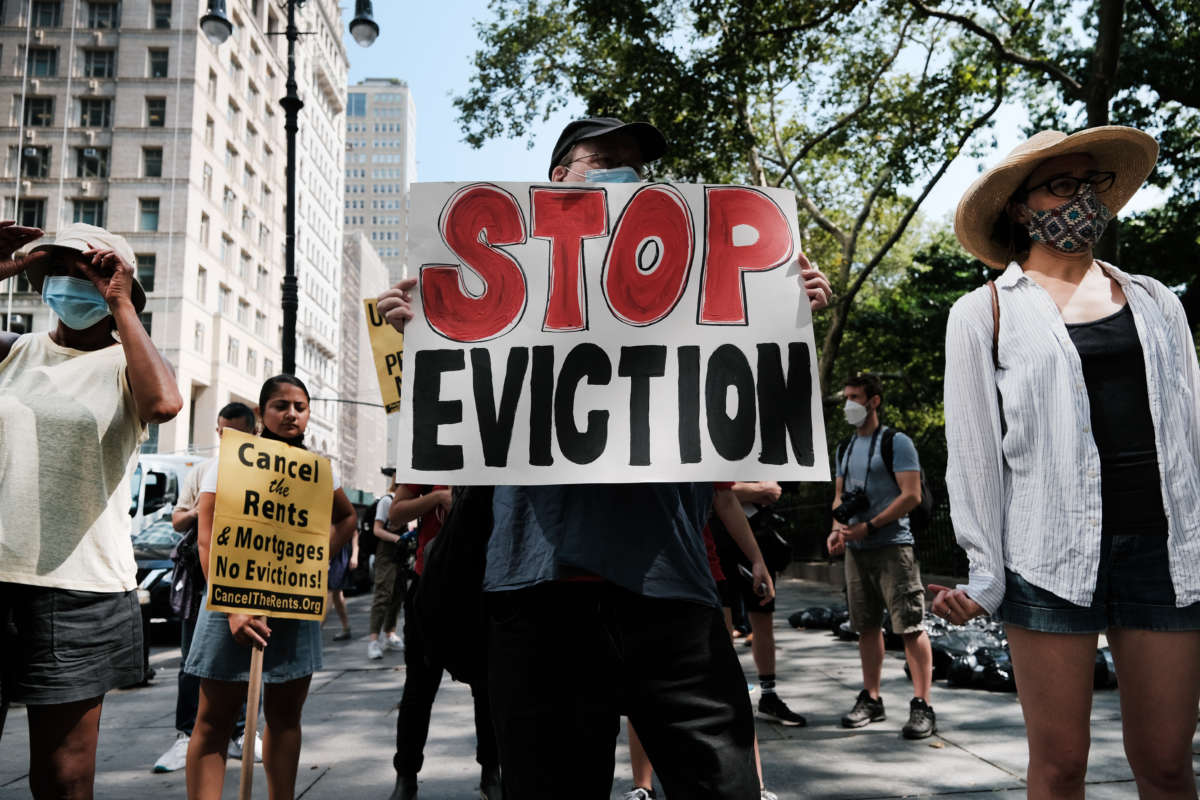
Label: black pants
xmin=487 ymin=582 xmax=758 ymax=800
xmin=394 ymin=576 xmax=498 ymax=777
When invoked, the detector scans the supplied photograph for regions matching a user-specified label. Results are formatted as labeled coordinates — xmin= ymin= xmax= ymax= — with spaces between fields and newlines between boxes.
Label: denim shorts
xmin=996 ymin=532 xmax=1200 ymax=633
xmin=183 ymin=597 xmax=322 ymax=684
xmin=0 ymin=583 xmax=143 ymax=706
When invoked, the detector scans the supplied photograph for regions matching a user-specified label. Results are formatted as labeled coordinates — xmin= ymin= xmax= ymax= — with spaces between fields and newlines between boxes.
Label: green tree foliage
xmin=456 ymin=0 xmax=1008 ymax=389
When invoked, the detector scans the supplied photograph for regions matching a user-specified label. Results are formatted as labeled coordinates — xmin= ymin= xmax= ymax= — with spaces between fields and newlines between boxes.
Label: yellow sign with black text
xmin=364 ymin=298 xmax=404 ymax=413
xmin=206 ymin=429 xmax=333 ymax=621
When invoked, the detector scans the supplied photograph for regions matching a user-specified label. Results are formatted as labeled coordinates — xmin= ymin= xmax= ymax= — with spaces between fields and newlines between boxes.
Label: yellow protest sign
xmin=206 ymin=429 xmax=333 ymax=621
xmin=364 ymin=298 xmax=404 ymax=413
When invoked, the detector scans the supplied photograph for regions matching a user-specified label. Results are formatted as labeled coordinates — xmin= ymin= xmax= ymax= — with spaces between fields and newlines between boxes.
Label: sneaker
xmin=761 ymin=790 xmax=779 ymax=800
xmin=756 ymin=693 xmax=806 ymax=726
xmin=333 ymin=627 xmax=352 ymax=641
xmin=479 ymin=764 xmax=502 ymax=799
xmin=902 ymin=697 xmax=937 ymax=739
xmin=367 ymin=639 xmax=385 ymax=660
xmin=841 ymin=689 xmax=886 ymax=728
xmin=622 ymin=789 xmax=656 ymax=800
xmin=152 ymin=733 xmax=189 ymax=773
xmin=228 ymin=731 xmax=263 ymax=762
xmin=385 ymin=632 xmax=404 ymax=651
xmin=388 ymin=774 xmax=418 ymax=800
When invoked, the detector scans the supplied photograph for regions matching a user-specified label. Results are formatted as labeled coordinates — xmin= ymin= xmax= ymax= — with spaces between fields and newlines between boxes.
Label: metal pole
xmin=280 ymin=0 xmax=304 ymax=376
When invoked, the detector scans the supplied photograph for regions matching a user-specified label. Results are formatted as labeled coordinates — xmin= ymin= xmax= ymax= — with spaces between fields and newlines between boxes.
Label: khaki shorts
xmin=845 ymin=544 xmax=925 ymax=634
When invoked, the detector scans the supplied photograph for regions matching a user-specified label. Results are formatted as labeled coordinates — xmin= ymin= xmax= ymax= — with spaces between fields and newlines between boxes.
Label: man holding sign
xmin=183 ymin=375 xmax=358 ymax=800
xmin=378 ymin=117 xmax=831 ymax=798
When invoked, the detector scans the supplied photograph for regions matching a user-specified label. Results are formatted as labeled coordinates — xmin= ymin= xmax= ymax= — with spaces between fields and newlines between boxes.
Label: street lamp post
xmin=202 ymin=0 xmax=380 ymax=376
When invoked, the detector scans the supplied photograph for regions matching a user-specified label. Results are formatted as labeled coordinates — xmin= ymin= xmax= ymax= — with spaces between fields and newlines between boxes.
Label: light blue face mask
xmin=42 ymin=275 xmax=111 ymax=330
xmin=585 ymin=166 xmax=642 ymax=183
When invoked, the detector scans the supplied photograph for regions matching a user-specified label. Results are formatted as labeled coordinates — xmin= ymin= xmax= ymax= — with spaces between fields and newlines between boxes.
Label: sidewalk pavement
xmin=2 ymin=577 xmax=1196 ymax=799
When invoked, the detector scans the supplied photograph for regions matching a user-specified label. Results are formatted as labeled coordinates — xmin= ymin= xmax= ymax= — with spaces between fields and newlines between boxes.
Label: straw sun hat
xmin=954 ymin=126 xmax=1158 ymax=268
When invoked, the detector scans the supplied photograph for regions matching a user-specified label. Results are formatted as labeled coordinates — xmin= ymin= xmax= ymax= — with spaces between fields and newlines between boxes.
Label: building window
xmin=146 ymin=97 xmax=166 ymax=127
xmin=226 ymin=337 xmax=239 ymax=365
xmin=16 ymin=198 xmax=47 ymax=228
xmin=139 ymin=312 xmax=152 ymax=336
xmin=254 ymin=310 xmax=266 ymax=335
xmin=142 ymin=147 xmax=163 ymax=178
xmin=204 ymin=117 xmax=215 ymax=147
xmin=219 ymin=234 xmax=232 ymax=265
xmin=136 ymin=254 xmax=156 ymax=291
xmin=246 ymin=347 xmax=256 ymax=376
xmin=245 ymin=123 xmax=257 ymax=150
xmin=242 ymin=165 xmax=254 ymax=192
xmin=75 ymin=146 xmax=109 ymax=178
xmin=238 ymin=250 xmax=251 ymax=280
xmin=207 ymin=69 xmax=217 ymax=101
xmin=224 ymin=144 xmax=237 ymax=171
xmin=72 ymin=199 xmax=105 ymax=226
xmin=226 ymin=99 xmax=239 ymax=127
xmin=263 ymin=358 xmax=274 ymax=376
xmin=148 ymin=49 xmax=169 ymax=78
xmin=152 ymin=1 xmax=170 ymax=28
xmin=193 ymin=321 xmax=205 ymax=351
xmin=28 ymin=48 xmax=58 ymax=77
xmin=237 ymin=298 xmax=249 ymax=325
xmin=256 ymin=265 xmax=268 ymax=292
xmin=222 ymin=188 xmax=234 ymax=218
xmin=202 ymin=162 xmax=213 ymax=196
xmin=19 ymin=146 xmax=50 ymax=178
xmin=218 ymin=285 xmax=231 ymax=314
xmin=139 ymin=198 xmax=159 ymax=231
xmin=347 ymin=93 xmax=365 ymax=116
xmin=32 ymin=1 xmax=63 ymax=26
xmin=23 ymin=97 xmax=54 ymax=127
xmin=247 ymin=83 xmax=259 ymax=112
xmin=83 ymin=49 xmax=115 ymax=78
xmin=87 ymin=1 xmax=120 ymax=28
xmin=79 ymin=97 xmax=112 ymax=127
xmin=241 ymin=209 xmax=252 ymax=234
xmin=196 ymin=266 xmax=207 ymax=300
xmin=199 ymin=213 xmax=210 ymax=247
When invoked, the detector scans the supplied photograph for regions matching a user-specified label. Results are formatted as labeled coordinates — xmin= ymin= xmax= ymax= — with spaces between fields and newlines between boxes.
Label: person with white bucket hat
xmin=933 ymin=127 xmax=1200 ymax=798
xmin=0 ymin=221 xmax=183 ymax=798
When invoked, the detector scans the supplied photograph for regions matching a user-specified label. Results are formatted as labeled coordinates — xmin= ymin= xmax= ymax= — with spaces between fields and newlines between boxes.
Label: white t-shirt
xmin=374 ymin=494 xmax=393 ymax=527
xmin=0 ymin=333 xmax=145 ymax=592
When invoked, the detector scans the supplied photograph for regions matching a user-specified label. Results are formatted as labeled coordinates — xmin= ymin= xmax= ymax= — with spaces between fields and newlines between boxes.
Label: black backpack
xmin=836 ymin=427 xmax=935 ymax=533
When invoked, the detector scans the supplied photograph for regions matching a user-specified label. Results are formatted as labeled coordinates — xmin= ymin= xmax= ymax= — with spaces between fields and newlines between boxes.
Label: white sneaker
xmin=228 ymin=731 xmax=263 ymax=762
xmin=385 ymin=632 xmax=404 ymax=651
xmin=367 ymin=639 xmax=384 ymax=660
xmin=622 ymin=789 xmax=655 ymax=800
xmin=761 ymin=789 xmax=779 ymax=800
xmin=153 ymin=733 xmax=189 ymax=773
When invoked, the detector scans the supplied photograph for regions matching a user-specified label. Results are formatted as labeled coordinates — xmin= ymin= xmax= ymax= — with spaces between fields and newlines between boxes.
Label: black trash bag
xmin=976 ymin=647 xmax=1016 ymax=692
xmin=835 ymin=620 xmax=860 ymax=641
xmin=1094 ymin=647 xmax=1118 ymax=689
xmin=830 ymin=606 xmax=850 ymax=629
xmin=789 ymin=606 xmax=834 ymax=630
xmin=947 ymin=653 xmax=980 ymax=687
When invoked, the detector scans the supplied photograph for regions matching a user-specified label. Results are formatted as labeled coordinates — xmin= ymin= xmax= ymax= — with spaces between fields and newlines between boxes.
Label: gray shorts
xmin=844 ymin=544 xmax=925 ymax=635
xmin=1 ymin=582 xmax=143 ymax=706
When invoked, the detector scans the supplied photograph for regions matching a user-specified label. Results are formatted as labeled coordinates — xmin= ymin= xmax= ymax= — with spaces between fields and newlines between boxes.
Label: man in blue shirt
xmin=828 ymin=373 xmax=936 ymax=739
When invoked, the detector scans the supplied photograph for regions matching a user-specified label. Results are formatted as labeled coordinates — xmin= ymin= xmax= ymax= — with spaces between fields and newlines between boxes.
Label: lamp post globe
xmin=349 ymin=0 xmax=380 ymax=47
xmin=200 ymin=0 xmax=233 ymax=45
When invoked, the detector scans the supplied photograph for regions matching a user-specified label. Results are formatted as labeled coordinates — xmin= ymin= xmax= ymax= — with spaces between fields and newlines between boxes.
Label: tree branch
xmin=906 ymin=0 xmax=1085 ymax=99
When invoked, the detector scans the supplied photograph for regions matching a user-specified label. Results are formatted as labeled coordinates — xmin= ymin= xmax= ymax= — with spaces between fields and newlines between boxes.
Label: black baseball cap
xmin=548 ymin=117 xmax=667 ymax=179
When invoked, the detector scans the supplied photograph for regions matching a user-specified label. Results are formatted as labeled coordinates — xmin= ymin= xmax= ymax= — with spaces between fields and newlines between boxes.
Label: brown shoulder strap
xmin=987 ymin=280 xmax=999 ymax=371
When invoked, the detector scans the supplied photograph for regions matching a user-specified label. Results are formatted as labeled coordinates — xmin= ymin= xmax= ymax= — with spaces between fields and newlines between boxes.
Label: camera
xmin=832 ymin=488 xmax=869 ymax=525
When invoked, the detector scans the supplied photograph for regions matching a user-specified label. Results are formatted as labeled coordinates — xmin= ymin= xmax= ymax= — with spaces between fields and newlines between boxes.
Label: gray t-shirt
xmin=484 ymin=483 xmax=720 ymax=608
xmin=836 ymin=427 xmax=920 ymax=550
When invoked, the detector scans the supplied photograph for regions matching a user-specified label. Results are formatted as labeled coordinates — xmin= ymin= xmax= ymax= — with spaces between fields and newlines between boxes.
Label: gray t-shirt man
xmin=836 ymin=428 xmax=921 ymax=550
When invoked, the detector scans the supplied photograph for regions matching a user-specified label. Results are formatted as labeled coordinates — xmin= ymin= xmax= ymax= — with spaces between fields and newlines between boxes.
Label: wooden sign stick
xmin=238 ymin=645 xmax=265 ymax=800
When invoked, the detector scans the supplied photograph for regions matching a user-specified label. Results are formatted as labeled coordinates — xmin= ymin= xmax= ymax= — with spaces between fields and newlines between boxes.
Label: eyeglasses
xmin=563 ymin=153 xmax=644 ymax=176
xmin=1023 ymin=171 xmax=1116 ymax=198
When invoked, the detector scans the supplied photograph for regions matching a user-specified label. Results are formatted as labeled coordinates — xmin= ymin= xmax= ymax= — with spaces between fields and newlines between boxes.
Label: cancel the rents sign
xmin=397 ymin=181 xmax=831 ymax=484
xmin=206 ymin=429 xmax=333 ymax=620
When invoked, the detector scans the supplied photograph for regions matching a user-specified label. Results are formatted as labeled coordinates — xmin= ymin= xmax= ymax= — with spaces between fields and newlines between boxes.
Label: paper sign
xmin=397 ymin=181 xmax=830 ymax=485
xmin=364 ymin=298 xmax=405 ymax=413
xmin=206 ymin=429 xmax=333 ymax=620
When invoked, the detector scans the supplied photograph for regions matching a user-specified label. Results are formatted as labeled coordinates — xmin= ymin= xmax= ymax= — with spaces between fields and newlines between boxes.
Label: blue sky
xmin=337 ymin=1 xmax=1160 ymax=224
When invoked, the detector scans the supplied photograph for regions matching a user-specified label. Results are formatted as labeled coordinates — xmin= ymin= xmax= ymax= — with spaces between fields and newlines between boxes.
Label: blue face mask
xmin=585 ymin=166 xmax=642 ymax=183
xmin=41 ymin=275 xmax=111 ymax=330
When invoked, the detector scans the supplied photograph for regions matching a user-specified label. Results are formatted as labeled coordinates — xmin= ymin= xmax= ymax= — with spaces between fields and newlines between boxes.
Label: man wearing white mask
xmin=827 ymin=373 xmax=936 ymax=739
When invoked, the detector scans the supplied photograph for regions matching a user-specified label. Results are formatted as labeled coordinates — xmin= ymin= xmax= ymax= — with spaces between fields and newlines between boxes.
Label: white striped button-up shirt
xmin=944 ymin=261 xmax=1200 ymax=614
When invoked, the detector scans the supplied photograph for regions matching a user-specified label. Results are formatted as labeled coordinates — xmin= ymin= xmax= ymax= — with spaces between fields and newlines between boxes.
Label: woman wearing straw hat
xmin=933 ymin=126 xmax=1200 ymax=798
xmin=0 ymin=221 xmax=183 ymax=798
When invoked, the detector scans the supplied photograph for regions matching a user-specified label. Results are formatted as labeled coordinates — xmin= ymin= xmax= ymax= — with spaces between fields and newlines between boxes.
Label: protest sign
xmin=206 ymin=429 xmax=333 ymax=620
xmin=397 ymin=181 xmax=830 ymax=485
xmin=364 ymin=298 xmax=405 ymax=413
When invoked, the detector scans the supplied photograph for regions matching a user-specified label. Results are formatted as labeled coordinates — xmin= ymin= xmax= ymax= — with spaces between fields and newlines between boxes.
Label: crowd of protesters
xmin=1 ymin=112 xmax=1197 ymax=800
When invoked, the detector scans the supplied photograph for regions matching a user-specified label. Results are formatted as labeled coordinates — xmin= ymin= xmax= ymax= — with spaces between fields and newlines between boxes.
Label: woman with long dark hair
xmin=185 ymin=374 xmax=357 ymax=800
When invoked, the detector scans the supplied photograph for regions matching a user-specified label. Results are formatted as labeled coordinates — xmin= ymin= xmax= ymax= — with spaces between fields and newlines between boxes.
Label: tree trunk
xmin=1090 ymin=0 xmax=1126 ymax=262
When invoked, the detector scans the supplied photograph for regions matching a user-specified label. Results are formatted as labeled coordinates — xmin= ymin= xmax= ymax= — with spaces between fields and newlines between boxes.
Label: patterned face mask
xmin=1021 ymin=183 xmax=1113 ymax=254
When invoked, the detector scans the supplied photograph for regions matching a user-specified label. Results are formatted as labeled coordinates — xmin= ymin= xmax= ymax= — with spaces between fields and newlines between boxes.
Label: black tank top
xmin=1066 ymin=304 xmax=1167 ymax=534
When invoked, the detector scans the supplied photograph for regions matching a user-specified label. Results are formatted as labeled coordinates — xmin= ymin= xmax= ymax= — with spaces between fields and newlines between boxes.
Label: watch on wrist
xmin=865 ymin=520 xmax=878 ymax=536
